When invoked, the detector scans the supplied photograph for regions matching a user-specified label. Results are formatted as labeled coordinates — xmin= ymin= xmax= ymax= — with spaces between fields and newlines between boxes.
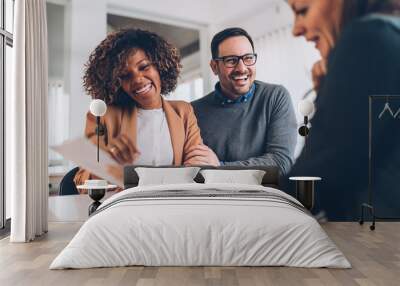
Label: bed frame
xmin=123 ymin=165 xmax=280 ymax=189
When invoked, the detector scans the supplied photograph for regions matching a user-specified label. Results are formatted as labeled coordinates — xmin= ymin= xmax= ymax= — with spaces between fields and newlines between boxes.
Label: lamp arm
xmin=96 ymin=116 xmax=100 ymax=162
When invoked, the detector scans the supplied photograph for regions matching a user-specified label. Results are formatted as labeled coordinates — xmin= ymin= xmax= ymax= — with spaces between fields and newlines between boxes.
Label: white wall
xmin=180 ymin=52 xmax=201 ymax=82
xmin=107 ymin=0 xmax=274 ymax=25
xmin=216 ymin=0 xmax=292 ymax=39
xmin=68 ymin=0 xmax=107 ymax=139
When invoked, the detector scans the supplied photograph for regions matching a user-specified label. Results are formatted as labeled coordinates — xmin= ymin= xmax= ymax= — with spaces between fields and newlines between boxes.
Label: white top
xmin=77 ymin=179 xmax=116 ymax=190
xmin=135 ymin=108 xmax=174 ymax=165
xmin=289 ymin=176 xmax=322 ymax=181
xmin=77 ymin=184 xmax=116 ymax=190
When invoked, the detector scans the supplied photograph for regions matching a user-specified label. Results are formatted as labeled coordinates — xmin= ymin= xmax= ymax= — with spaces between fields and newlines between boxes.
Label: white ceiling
xmin=107 ymin=0 xmax=280 ymax=25
xmin=107 ymin=14 xmax=199 ymax=50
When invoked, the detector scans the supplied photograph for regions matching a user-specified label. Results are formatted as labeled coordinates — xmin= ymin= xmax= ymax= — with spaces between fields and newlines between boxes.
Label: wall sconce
xmin=298 ymin=99 xmax=315 ymax=138
xmin=89 ymin=99 xmax=107 ymax=162
xmin=290 ymin=99 xmax=320 ymax=211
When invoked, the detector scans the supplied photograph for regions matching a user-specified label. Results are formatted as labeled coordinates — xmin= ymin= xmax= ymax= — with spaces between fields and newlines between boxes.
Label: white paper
xmin=51 ymin=138 xmax=123 ymax=187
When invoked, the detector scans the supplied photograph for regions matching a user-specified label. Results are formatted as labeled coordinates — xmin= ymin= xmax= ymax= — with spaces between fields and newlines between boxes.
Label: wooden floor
xmin=0 ymin=222 xmax=399 ymax=286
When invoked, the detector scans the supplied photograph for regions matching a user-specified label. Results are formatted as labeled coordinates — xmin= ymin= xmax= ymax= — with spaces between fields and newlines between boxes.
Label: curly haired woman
xmin=74 ymin=29 xmax=204 ymax=188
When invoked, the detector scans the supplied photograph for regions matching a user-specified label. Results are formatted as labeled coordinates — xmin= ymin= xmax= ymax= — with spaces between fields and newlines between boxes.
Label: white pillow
xmin=135 ymin=167 xmax=200 ymax=186
xmin=200 ymin=169 xmax=266 ymax=185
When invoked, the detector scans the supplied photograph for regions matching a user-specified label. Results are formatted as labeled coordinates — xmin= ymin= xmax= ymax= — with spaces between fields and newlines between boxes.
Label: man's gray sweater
xmin=191 ymin=80 xmax=297 ymax=175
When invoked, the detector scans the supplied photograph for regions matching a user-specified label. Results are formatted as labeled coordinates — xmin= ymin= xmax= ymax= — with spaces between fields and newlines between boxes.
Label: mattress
xmin=50 ymin=183 xmax=351 ymax=269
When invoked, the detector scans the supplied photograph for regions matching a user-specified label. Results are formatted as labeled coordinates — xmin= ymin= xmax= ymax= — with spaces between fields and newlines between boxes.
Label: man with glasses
xmin=187 ymin=27 xmax=297 ymax=175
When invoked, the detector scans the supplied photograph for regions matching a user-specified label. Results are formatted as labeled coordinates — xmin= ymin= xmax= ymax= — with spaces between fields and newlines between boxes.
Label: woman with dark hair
xmin=74 ymin=29 xmax=203 ymax=188
xmin=286 ymin=0 xmax=400 ymax=220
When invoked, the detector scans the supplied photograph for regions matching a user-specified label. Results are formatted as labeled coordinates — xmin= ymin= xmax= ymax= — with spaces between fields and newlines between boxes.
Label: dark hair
xmin=364 ymin=0 xmax=400 ymax=13
xmin=211 ymin=27 xmax=255 ymax=59
xmin=83 ymin=28 xmax=181 ymax=106
xmin=341 ymin=0 xmax=400 ymax=30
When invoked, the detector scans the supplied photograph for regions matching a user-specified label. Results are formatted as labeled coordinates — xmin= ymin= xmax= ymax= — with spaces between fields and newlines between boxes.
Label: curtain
xmin=254 ymin=26 xmax=320 ymax=107
xmin=10 ymin=0 xmax=48 ymax=242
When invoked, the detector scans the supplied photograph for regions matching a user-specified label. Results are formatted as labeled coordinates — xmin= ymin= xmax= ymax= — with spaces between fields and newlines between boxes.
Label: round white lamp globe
xmin=89 ymin=99 xmax=107 ymax=117
xmin=298 ymin=99 xmax=314 ymax=116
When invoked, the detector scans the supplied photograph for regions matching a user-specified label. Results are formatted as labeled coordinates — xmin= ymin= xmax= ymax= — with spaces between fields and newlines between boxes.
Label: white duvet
xmin=50 ymin=183 xmax=351 ymax=269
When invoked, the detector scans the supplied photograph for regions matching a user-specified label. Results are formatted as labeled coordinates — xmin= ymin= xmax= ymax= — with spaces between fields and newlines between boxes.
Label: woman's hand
xmin=106 ymin=164 xmax=124 ymax=188
xmin=107 ymin=134 xmax=140 ymax=165
xmin=184 ymin=144 xmax=220 ymax=166
xmin=110 ymin=187 xmax=123 ymax=193
xmin=311 ymin=59 xmax=327 ymax=91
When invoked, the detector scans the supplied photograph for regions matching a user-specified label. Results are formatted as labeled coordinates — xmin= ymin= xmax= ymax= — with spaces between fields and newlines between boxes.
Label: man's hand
xmin=311 ymin=59 xmax=327 ymax=91
xmin=184 ymin=144 xmax=220 ymax=166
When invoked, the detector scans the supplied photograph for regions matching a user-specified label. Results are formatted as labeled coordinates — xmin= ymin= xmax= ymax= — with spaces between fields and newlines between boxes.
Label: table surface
xmin=289 ymin=176 xmax=322 ymax=181
xmin=48 ymin=191 xmax=115 ymax=222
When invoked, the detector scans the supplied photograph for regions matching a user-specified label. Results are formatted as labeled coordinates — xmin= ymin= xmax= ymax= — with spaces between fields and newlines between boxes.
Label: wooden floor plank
xmin=0 ymin=222 xmax=399 ymax=286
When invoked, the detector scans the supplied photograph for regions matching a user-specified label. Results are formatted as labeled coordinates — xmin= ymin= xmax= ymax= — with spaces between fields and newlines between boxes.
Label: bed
xmin=50 ymin=166 xmax=350 ymax=269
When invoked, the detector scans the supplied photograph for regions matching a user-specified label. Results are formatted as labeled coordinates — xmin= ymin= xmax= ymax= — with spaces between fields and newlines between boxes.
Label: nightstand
xmin=289 ymin=176 xmax=321 ymax=210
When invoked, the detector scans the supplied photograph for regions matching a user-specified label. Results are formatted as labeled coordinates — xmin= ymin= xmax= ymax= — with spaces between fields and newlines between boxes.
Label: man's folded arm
xmin=221 ymin=87 xmax=297 ymax=176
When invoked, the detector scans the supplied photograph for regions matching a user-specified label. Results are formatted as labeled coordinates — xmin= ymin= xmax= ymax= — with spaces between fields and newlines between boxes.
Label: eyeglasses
xmin=214 ymin=53 xmax=257 ymax=68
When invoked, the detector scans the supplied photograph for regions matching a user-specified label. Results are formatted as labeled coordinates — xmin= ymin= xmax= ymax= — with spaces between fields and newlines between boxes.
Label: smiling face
xmin=120 ymin=49 xmax=162 ymax=109
xmin=210 ymin=36 xmax=256 ymax=100
xmin=289 ymin=0 xmax=344 ymax=59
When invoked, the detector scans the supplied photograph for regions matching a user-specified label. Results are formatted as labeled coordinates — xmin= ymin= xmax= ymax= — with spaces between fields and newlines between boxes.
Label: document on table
xmin=51 ymin=137 xmax=123 ymax=187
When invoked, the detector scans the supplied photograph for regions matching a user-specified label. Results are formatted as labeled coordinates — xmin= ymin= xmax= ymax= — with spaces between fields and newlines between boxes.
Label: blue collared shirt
xmin=214 ymin=82 xmax=256 ymax=105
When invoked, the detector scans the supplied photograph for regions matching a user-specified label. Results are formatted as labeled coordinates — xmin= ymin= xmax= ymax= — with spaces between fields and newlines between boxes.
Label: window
xmin=0 ymin=0 xmax=14 ymax=233
xmin=170 ymin=76 xmax=204 ymax=102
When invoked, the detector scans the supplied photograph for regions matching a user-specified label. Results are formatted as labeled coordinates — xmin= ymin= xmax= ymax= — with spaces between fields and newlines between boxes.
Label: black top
xmin=286 ymin=14 xmax=400 ymax=220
